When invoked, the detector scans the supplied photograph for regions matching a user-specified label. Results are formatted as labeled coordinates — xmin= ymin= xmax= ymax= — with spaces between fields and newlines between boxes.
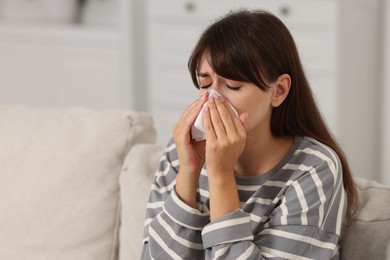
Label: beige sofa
xmin=0 ymin=105 xmax=389 ymax=260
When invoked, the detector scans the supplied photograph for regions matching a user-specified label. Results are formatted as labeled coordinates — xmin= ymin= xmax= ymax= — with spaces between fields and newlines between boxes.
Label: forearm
xmin=208 ymin=171 xmax=241 ymax=221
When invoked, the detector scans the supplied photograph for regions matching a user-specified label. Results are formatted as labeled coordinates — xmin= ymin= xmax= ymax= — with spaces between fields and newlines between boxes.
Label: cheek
xmin=234 ymin=96 xmax=272 ymax=130
xmin=225 ymin=97 xmax=243 ymax=115
xmin=228 ymin=94 xmax=257 ymax=115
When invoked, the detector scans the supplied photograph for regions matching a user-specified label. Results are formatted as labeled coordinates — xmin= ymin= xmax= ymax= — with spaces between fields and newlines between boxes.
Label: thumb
xmin=239 ymin=112 xmax=248 ymax=127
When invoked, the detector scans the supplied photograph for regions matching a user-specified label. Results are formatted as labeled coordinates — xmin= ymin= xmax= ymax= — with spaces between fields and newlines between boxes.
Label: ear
xmin=271 ymin=74 xmax=291 ymax=107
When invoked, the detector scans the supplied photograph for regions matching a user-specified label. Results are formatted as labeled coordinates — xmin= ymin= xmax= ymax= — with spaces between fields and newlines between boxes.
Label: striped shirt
xmin=141 ymin=136 xmax=347 ymax=259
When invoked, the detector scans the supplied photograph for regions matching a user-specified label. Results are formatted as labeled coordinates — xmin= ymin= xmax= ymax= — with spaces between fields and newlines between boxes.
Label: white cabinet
xmin=0 ymin=0 xmax=134 ymax=110
xmin=52 ymin=47 xmax=120 ymax=108
xmin=146 ymin=0 xmax=340 ymax=144
xmin=0 ymin=43 xmax=48 ymax=104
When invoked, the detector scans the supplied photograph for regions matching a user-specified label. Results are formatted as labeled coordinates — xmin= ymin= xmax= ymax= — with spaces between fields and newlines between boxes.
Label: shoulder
xmin=279 ymin=138 xmax=346 ymax=221
xmin=269 ymin=137 xmax=346 ymax=230
xmin=281 ymin=136 xmax=343 ymax=192
xmin=290 ymin=137 xmax=341 ymax=175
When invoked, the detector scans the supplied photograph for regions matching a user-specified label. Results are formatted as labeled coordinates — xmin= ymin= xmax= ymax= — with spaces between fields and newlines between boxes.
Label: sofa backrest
xmin=0 ymin=105 xmax=156 ymax=260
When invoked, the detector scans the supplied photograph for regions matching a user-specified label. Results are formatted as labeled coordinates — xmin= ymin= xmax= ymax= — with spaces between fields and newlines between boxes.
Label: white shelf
xmin=0 ymin=22 xmax=121 ymax=37
xmin=0 ymin=23 xmax=121 ymax=50
xmin=0 ymin=0 xmax=121 ymax=28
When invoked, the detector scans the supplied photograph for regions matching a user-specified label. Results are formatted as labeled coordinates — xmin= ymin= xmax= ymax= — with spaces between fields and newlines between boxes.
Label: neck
xmin=235 ymin=129 xmax=293 ymax=177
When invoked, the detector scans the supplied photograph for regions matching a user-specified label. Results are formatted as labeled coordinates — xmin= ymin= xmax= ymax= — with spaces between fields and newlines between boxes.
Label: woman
xmin=141 ymin=10 xmax=357 ymax=259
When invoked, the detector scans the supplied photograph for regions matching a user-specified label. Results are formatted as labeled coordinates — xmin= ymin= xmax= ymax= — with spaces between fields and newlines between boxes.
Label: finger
xmin=214 ymin=96 xmax=236 ymax=136
xmin=202 ymin=104 xmax=217 ymax=141
xmin=219 ymin=99 xmax=243 ymax=133
xmin=224 ymin=100 xmax=239 ymax=120
xmin=178 ymin=92 xmax=209 ymax=127
xmin=173 ymin=93 xmax=209 ymax=139
xmin=207 ymin=95 xmax=226 ymax=139
xmin=230 ymin=112 xmax=247 ymax=143
xmin=239 ymin=112 xmax=248 ymax=127
xmin=184 ymin=93 xmax=208 ymax=120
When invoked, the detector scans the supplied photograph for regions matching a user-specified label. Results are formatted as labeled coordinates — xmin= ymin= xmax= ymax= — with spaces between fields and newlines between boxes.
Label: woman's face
xmin=197 ymin=55 xmax=276 ymax=134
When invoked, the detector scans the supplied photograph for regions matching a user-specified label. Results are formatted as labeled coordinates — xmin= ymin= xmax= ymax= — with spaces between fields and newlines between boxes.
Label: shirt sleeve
xmin=202 ymin=209 xmax=265 ymax=259
xmin=140 ymin=140 xmax=210 ymax=260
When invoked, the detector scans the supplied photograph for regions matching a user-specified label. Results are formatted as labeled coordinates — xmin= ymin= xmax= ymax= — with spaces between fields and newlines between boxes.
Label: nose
xmin=208 ymin=77 xmax=225 ymax=92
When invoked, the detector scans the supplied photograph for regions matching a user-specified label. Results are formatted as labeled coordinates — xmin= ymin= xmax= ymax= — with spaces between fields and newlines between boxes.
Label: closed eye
xmin=200 ymin=83 xmax=212 ymax=89
xmin=227 ymin=84 xmax=241 ymax=91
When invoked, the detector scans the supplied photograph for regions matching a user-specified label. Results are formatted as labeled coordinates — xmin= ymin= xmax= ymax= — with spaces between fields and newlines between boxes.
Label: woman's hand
xmin=203 ymin=95 xmax=248 ymax=176
xmin=203 ymin=94 xmax=248 ymax=220
xmin=173 ymin=93 xmax=208 ymax=175
xmin=173 ymin=93 xmax=208 ymax=208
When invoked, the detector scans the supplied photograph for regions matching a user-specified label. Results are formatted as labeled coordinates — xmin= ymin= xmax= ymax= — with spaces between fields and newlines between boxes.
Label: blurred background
xmin=0 ymin=0 xmax=389 ymax=186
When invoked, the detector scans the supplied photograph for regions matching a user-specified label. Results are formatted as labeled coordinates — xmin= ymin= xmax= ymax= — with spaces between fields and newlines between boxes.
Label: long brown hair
xmin=188 ymin=10 xmax=357 ymax=216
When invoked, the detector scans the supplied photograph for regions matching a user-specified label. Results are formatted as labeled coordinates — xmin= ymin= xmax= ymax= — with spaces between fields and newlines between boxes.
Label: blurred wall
xmin=338 ymin=0 xmax=385 ymax=184
xmin=132 ymin=0 xmax=148 ymax=112
xmin=0 ymin=0 xmax=388 ymax=185
xmin=382 ymin=0 xmax=390 ymax=184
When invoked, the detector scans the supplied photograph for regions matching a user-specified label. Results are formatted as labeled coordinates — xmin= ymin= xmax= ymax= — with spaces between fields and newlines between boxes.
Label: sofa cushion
xmin=119 ymin=143 xmax=165 ymax=260
xmin=341 ymin=177 xmax=390 ymax=259
xmin=0 ymin=105 xmax=155 ymax=260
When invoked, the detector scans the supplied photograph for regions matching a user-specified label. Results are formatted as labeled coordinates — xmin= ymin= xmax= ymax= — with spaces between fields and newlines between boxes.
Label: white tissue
xmin=191 ymin=90 xmax=238 ymax=141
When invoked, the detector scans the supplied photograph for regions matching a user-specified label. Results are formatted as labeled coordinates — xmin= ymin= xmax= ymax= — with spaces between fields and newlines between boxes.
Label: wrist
xmin=206 ymin=168 xmax=234 ymax=181
xmin=178 ymin=164 xmax=203 ymax=177
xmin=175 ymin=170 xmax=200 ymax=208
xmin=208 ymin=170 xmax=236 ymax=189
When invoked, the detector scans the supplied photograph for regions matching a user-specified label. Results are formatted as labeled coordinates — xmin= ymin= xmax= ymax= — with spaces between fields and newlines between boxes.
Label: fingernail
xmin=204 ymin=104 xmax=209 ymax=111
xmin=209 ymin=96 xmax=214 ymax=103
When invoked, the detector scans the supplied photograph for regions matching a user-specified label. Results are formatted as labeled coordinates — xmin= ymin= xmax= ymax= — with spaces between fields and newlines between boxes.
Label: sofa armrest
xmin=119 ymin=143 xmax=165 ymax=260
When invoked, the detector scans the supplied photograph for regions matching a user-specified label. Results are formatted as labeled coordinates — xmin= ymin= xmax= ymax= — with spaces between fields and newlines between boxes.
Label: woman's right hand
xmin=173 ymin=92 xmax=208 ymax=208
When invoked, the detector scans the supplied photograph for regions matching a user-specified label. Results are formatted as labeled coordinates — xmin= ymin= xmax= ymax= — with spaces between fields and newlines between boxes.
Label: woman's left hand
xmin=203 ymin=95 xmax=248 ymax=178
xmin=203 ymin=94 xmax=248 ymax=221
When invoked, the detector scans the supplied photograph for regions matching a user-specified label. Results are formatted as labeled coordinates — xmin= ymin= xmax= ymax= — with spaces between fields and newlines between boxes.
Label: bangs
xmin=208 ymin=31 xmax=252 ymax=83
xmin=188 ymin=11 xmax=270 ymax=90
